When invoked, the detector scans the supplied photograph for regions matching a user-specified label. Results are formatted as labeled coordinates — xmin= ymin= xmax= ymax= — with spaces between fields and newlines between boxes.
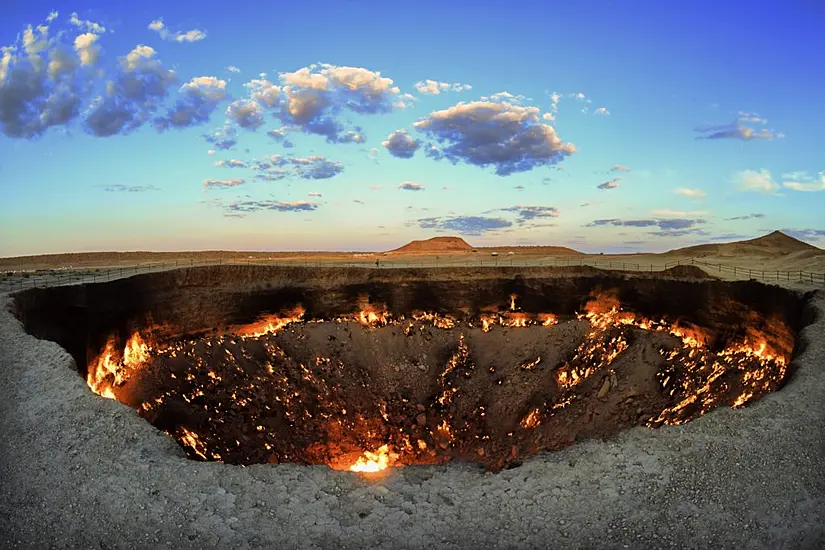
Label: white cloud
xmin=73 ymin=33 xmax=100 ymax=66
xmin=382 ymin=129 xmax=420 ymax=158
xmin=414 ymin=79 xmax=472 ymax=95
xmin=69 ymin=12 xmax=106 ymax=34
xmin=733 ymin=169 xmax=779 ymax=194
xmin=782 ymin=171 xmax=825 ymax=192
xmin=593 ymin=107 xmax=610 ymax=116
xmin=148 ymin=18 xmax=206 ymax=43
xmin=226 ymin=65 xmax=240 ymax=73
xmin=398 ymin=181 xmax=424 ymax=191
xmin=413 ymin=100 xmax=575 ymax=175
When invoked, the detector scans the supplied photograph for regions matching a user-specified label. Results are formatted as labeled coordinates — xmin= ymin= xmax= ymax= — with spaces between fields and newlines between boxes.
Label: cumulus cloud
xmin=148 ymin=18 xmax=206 ymax=43
xmin=398 ymin=181 xmax=424 ymax=191
xmin=413 ymin=100 xmax=576 ymax=175
xmin=597 ymin=178 xmax=620 ymax=190
xmin=154 ymin=76 xmax=228 ymax=131
xmin=782 ymin=171 xmax=825 ymax=192
xmin=203 ymin=178 xmax=245 ymax=189
xmin=673 ymin=187 xmax=706 ymax=198
xmin=226 ymin=65 xmax=240 ymax=73
xmin=74 ymin=33 xmax=101 ymax=66
xmin=214 ymin=159 xmax=246 ymax=168
xmin=224 ymin=200 xmax=318 ymax=214
xmin=695 ymin=112 xmax=782 ymax=141
xmin=733 ymin=169 xmax=779 ymax=194
xmin=414 ymin=79 xmax=472 ymax=95
xmin=725 ymin=213 xmax=765 ymax=221
xmin=69 ymin=12 xmax=106 ymax=34
xmin=416 ymin=215 xmax=512 ymax=235
xmin=0 ymin=14 xmax=106 ymax=138
xmin=84 ymin=45 xmax=177 ymax=137
xmin=229 ymin=63 xmax=401 ymax=143
xmin=588 ymin=218 xmax=706 ymax=231
xmin=611 ymin=164 xmax=630 ymax=172
xmin=593 ymin=107 xmax=609 ymax=116
xmin=382 ymin=129 xmax=420 ymax=158
xmin=101 ymin=184 xmax=159 ymax=192
xmin=225 ymin=99 xmax=265 ymax=129
xmin=499 ymin=205 xmax=559 ymax=225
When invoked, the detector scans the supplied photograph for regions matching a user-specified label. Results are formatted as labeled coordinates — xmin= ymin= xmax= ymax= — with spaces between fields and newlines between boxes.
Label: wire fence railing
xmin=1 ymin=255 xmax=824 ymax=293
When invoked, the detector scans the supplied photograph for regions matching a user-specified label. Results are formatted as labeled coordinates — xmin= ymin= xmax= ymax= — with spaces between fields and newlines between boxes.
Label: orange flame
xmin=349 ymin=444 xmax=398 ymax=473
xmin=87 ymin=332 xmax=151 ymax=399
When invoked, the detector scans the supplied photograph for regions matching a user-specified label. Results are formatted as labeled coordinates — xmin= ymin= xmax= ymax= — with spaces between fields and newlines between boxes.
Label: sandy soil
xmin=1 ymin=277 xmax=823 ymax=548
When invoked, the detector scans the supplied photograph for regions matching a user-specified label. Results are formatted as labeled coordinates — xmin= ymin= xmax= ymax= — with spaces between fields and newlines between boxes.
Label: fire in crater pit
xmin=84 ymin=290 xmax=794 ymax=473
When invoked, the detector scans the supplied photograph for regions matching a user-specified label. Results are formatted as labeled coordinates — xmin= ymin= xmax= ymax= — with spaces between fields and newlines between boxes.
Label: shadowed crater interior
xmin=12 ymin=265 xmax=810 ymax=472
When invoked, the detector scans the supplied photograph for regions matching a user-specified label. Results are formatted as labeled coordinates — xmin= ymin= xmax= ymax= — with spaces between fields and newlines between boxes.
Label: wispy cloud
xmin=414 ymin=80 xmax=472 ymax=95
xmin=214 ymin=159 xmax=246 ymax=168
xmin=588 ymin=218 xmax=706 ymax=231
xmin=597 ymin=178 xmax=620 ymax=190
xmin=725 ymin=213 xmax=765 ymax=221
xmin=203 ymin=178 xmax=245 ymax=189
xmin=223 ymin=200 xmax=319 ymax=215
xmin=498 ymin=205 xmax=559 ymax=225
xmin=415 ymin=215 xmax=512 ymax=235
xmin=673 ymin=187 xmax=706 ymax=198
xmin=611 ymin=164 xmax=631 ymax=172
xmin=695 ymin=112 xmax=782 ymax=141
xmin=148 ymin=18 xmax=207 ymax=43
xmin=733 ymin=169 xmax=779 ymax=194
xmin=100 ymin=184 xmax=159 ymax=192
xmin=782 ymin=171 xmax=825 ymax=192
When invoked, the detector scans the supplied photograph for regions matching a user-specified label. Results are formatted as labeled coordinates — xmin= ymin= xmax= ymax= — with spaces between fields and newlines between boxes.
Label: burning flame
xmin=349 ymin=444 xmax=397 ymax=473
xmin=87 ymin=332 xmax=151 ymax=399
xmin=236 ymin=306 xmax=306 ymax=337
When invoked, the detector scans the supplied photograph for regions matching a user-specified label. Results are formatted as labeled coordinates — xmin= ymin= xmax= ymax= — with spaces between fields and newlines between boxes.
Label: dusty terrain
xmin=1 ymin=233 xmax=824 ymax=548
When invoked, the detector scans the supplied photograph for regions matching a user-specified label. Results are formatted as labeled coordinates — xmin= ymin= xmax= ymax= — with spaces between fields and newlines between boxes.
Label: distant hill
xmin=667 ymin=231 xmax=822 ymax=257
xmin=385 ymin=236 xmax=473 ymax=255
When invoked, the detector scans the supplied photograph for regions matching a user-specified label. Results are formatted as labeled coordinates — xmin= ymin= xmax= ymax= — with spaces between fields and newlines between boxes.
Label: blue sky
xmin=1 ymin=0 xmax=823 ymax=256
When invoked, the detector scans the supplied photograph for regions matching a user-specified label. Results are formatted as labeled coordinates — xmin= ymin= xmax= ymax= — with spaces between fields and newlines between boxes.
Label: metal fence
xmin=1 ymin=255 xmax=824 ymax=293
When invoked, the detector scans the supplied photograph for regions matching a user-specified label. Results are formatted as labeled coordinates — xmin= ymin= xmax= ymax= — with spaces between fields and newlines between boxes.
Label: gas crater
xmin=12 ymin=265 xmax=807 ymax=473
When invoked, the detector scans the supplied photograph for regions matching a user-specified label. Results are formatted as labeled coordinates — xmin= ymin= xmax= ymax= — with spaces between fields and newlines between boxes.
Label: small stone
xmin=598 ymin=378 xmax=611 ymax=398
xmin=477 ymin=448 xmax=485 ymax=456
xmin=416 ymin=413 xmax=427 ymax=426
xmin=416 ymin=404 xmax=426 ymax=412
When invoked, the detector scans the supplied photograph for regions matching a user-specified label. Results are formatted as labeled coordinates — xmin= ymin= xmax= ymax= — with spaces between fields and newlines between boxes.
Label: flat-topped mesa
xmin=385 ymin=236 xmax=473 ymax=255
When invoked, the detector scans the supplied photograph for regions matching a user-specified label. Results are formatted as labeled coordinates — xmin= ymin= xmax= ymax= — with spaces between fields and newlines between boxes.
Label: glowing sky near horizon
xmin=1 ymin=0 xmax=823 ymax=256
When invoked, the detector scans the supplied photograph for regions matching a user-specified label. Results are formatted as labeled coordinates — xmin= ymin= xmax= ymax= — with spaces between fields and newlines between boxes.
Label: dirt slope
xmin=668 ymin=231 xmax=822 ymax=258
xmin=385 ymin=237 xmax=473 ymax=255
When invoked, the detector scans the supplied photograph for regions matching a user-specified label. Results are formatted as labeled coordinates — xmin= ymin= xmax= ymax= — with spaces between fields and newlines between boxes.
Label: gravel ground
xmin=1 ymin=290 xmax=823 ymax=549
